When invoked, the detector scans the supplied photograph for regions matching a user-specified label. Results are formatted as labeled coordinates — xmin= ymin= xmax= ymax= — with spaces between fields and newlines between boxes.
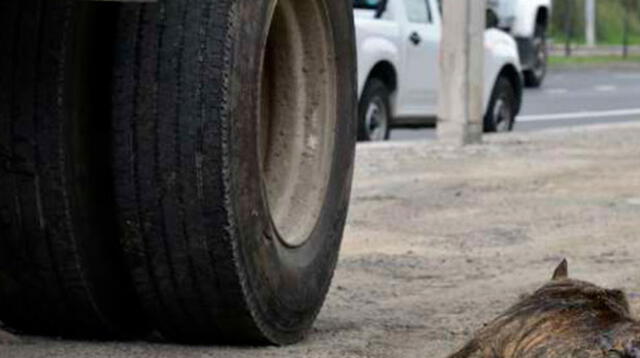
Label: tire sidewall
xmin=224 ymin=0 xmax=356 ymax=341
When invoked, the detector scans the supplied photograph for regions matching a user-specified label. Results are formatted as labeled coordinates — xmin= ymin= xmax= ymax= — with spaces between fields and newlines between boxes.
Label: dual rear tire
xmin=0 ymin=0 xmax=356 ymax=345
xmin=0 ymin=1 xmax=141 ymax=339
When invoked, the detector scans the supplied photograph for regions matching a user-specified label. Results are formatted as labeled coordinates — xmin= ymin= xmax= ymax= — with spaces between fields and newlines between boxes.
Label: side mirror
xmin=486 ymin=9 xmax=499 ymax=28
xmin=375 ymin=0 xmax=388 ymax=18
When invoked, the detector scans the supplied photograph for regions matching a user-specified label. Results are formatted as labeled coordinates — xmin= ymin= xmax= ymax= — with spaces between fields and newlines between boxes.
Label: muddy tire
xmin=112 ymin=0 xmax=356 ymax=345
xmin=0 ymin=1 xmax=144 ymax=338
xmin=484 ymin=76 xmax=516 ymax=133
xmin=358 ymin=78 xmax=391 ymax=142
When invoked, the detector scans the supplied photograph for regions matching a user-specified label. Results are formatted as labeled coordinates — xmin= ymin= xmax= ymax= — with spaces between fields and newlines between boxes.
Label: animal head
xmin=544 ymin=260 xmax=640 ymax=357
xmin=535 ymin=259 xmax=631 ymax=318
xmin=448 ymin=259 xmax=640 ymax=358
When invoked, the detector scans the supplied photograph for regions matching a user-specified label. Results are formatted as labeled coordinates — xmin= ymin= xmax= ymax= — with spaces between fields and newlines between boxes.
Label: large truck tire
xmin=0 ymin=1 xmax=145 ymax=338
xmin=112 ymin=0 xmax=357 ymax=345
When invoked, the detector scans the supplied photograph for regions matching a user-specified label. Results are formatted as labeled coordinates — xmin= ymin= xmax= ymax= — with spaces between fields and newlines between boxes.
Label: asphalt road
xmin=391 ymin=66 xmax=640 ymax=141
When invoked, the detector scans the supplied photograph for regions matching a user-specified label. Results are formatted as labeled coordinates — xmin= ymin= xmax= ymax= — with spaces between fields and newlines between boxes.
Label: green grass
xmin=549 ymin=54 xmax=640 ymax=66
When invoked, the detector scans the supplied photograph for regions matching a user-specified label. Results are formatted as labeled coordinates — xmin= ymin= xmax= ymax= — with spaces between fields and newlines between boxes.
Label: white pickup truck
xmin=355 ymin=0 xmax=523 ymax=141
xmin=487 ymin=0 xmax=552 ymax=87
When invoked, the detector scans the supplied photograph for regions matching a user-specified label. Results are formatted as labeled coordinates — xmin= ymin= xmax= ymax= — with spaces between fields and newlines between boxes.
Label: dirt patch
xmin=2 ymin=123 xmax=640 ymax=357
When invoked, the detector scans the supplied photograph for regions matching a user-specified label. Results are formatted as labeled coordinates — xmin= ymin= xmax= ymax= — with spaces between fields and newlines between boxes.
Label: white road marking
xmin=627 ymin=197 xmax=640 ymax=206
xmin=594 ymin=85 xmax=617 ymax=92
xmin=544 ymin=88 xmax=568 ymax=94
xmin=518 ymin=108 xmax=640 ymax=122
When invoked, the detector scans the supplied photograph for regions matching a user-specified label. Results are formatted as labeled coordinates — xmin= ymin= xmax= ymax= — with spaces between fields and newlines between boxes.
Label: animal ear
xmin=552 ymin=259 xmax=569 ymax=280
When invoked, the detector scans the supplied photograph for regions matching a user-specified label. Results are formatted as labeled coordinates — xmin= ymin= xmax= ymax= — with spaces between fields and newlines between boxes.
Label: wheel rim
xmin=258 ymin=0 xmax=337 ymax=247
xmin=493 ymin=97 xmax=512 ymax=132
xmin=365 ymin=96 xmax=388 ymax=141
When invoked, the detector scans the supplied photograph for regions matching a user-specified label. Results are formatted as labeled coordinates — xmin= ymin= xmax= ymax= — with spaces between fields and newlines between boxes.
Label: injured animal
xmin=449 ymin=259 xmax=640 ymax=358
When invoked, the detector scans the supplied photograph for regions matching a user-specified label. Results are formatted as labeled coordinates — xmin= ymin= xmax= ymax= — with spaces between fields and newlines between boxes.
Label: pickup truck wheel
xmin=358 ymin=79 xmax=391 ymax=141
xmin=113 ymin=0 xmax=356 ymax=345
xmin=0 ymin=1 xmax=145 ymax=338
xmin=523 ymin=25 xmax=547 ymax=88
xmin=484 ymin=76 xmax=516 ymax=133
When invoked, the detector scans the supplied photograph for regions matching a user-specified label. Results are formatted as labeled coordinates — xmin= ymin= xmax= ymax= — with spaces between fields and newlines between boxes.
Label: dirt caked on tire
xmin=112 ymin=0 xmax=357 ymax=345
xmin=0 ymin=1 xmax=144 ymax=338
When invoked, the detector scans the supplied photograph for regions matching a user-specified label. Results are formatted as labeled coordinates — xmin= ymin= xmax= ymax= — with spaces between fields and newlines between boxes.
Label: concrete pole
xmin=437 ymin=0 xmax=484 ymax=146
xmin=585 ymin=0 xmax=596 ymax=47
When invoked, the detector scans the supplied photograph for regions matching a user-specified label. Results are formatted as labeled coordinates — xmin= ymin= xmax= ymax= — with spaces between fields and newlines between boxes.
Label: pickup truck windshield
xmin=354 ymin=0 xmax=381 ymax=9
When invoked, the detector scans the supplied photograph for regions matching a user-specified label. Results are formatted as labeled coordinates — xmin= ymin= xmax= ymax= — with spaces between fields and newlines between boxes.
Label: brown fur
xmin=449 ymin=260 xmax=640 ymax=358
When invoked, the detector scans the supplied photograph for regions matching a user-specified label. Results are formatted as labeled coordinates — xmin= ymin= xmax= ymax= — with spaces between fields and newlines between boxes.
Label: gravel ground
xmin=2 ymin=122 xmax=640 ymax=358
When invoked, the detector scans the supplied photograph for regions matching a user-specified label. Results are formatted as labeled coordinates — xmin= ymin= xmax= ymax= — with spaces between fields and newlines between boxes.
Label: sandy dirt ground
xmin=2 ymin=122 xmax=640 ymax=358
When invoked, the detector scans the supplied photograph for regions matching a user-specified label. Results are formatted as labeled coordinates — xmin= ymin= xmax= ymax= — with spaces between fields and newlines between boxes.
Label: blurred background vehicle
xmin=487 ymin=0 xmax=552 ymax=87
xmin=354 ymin=0 xmax=523 ymax=141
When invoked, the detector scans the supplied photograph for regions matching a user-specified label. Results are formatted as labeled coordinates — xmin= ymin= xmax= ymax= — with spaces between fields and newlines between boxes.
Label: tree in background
xmin=550 ymin=0 xmax=640 ymax=46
